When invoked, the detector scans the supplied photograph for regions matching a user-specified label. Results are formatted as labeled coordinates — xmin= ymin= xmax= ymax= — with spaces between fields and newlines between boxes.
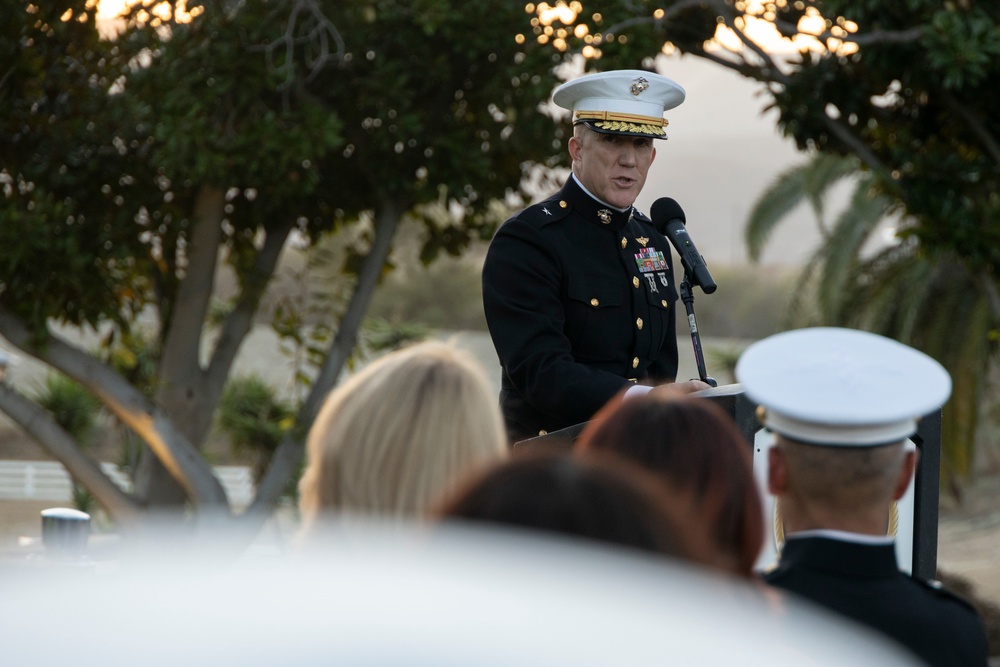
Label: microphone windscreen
xmin=650 ymin=197 xmax=686 ymax=226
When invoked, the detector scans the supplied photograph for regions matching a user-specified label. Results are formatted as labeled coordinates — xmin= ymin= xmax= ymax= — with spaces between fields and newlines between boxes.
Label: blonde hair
xmin=298 ymin=341 xmax=507 ymax=527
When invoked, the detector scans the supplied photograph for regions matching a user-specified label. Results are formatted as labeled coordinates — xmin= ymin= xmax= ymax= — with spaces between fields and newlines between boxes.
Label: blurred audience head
xmin=575 ymin=390 xmax=764 ymax=577
xmin=298 ymin=340 xmax=507 ymax=528
xmin=436 ymin=449 xmax=710 ymax=561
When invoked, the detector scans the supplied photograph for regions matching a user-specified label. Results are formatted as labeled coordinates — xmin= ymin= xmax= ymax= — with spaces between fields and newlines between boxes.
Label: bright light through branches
xmin=524 ymin=0 xmax=860 ymax=59
xmin=94 ymin=0 xmax=200 ymax=36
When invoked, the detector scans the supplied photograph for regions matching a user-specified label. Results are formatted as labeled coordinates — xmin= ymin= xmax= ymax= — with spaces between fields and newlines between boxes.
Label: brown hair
xmin=436 ymin=449 xmax=710 ymax=562
xmin=576 ymin=391 xmax=764 ymax=577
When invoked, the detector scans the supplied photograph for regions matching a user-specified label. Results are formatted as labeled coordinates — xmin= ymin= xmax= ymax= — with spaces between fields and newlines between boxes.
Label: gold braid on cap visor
xmin=574 ymin=110 xmax=668 ymax=138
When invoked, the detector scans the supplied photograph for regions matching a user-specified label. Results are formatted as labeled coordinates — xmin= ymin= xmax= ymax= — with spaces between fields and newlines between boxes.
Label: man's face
xmin=569 ymin=126 xmax=657 ymax=209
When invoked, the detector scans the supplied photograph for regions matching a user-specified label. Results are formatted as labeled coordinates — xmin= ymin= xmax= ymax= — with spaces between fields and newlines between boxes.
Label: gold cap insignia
xmin=630 ymin=77 xmax=649 ymax=96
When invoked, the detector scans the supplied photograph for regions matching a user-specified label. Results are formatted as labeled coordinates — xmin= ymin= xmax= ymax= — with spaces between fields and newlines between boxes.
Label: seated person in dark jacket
xmin=737 ymin=327 xmax=989 ymax=667
xmin=482 ymin=69 xmax=707 ymax=442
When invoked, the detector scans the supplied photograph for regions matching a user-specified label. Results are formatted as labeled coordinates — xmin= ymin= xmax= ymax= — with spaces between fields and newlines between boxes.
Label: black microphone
xmin=650 ymin=197 xmax=717 ymax=294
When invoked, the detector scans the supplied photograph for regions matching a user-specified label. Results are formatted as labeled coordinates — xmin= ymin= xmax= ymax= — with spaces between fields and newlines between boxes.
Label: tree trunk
xmin=136 ymin=188 xmax=295 ymax=510
xmin=133 ymin=454 xmax=189 ymax=507
xmin=137 ymin=187 xmax=228 ymax=506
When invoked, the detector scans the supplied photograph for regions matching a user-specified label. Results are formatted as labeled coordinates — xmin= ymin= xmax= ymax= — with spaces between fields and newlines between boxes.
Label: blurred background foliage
xmin=1 ymin=0 xmax=999 ymax=512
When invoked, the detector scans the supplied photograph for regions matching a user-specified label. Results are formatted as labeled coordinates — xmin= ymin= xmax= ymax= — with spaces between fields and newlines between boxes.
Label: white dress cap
xmin=735 ymin=327 xmax=952 ymax=446
xmin=552 ymin=69 xmax=685 ymax=139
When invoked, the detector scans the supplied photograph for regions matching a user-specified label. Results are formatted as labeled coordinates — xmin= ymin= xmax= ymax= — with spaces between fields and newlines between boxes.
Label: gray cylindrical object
xmin=40 ymin=507 xmax=91 ymax=555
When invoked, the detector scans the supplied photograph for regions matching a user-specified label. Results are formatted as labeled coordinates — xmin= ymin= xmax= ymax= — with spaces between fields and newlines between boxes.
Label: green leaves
xmin=924 ymin=6 xmax=1000 ymax=89
xmin=33 ymin=373 xmax=103 ymax=445
xmin=218 ymin=375 xmax=294 ymax=455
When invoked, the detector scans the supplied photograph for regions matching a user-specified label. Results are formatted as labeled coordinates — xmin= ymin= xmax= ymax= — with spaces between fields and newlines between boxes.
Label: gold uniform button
xmin=636 ymin=317 xmax=643 ymax=330
xmin=559 ymin=200 xmax=568 ymax=208
xmin=539 ymin=429 xmax=548 ymax=436
xmin=661 ymin=299 xmax=668 ymax=307
xmin=633 ymin=277 xmax=640 ymax=288
xmin=621 ymin=237 xmax=627 ymax=249
xmin=590 ymin=298 xmax=599 ymax=307
xmin=632 ymin=357 xmax=639 ymax=368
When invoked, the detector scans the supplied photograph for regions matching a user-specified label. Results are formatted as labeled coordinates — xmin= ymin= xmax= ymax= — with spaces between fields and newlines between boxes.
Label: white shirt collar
xmin=787 ymin=528 xmax=895 ymax=546
xmin=570 ymin=173 xmax=631 ymax=213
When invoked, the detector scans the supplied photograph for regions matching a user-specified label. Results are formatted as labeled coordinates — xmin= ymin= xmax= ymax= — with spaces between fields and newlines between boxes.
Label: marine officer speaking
xmin=482 ymin=70 xmax=709 ymax=442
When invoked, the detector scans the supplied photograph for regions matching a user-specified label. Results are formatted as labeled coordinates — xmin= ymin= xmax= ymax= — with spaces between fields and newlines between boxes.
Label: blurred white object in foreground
xmin=0 ymin=520 xmax=920 ymax=666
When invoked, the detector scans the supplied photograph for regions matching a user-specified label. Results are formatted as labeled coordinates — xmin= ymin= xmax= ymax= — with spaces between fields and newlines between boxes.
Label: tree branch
xmin=716 ymin=10 xmax=790 ymax=85
xmin=602 ymin=0 xmax=710 ymax=35
xmin=812 ymin=26 xmax=924 ymax=47
xmin=0 ymin=383 xmax=143 ymax=525
xmin=249 ymin=0 xmax=346 ymax=90
xmin=821 ymin=114 xmax=891 ymax=178
xmin=0 ymin=309 xmax=228 ymax=508
xmin=242 ymin=202 xmax=404 ymax=522
xmin=301 ymin=203 xmax=403 ymax=424
xmin=688 ymin=46 xmax=765 ymax=79
xmin=159 ymin=185 xmax=226 ymax=382
xmin=600 ymin=0 xmax=790 ymax=85
xmin=940 ymin=91 xmax=1000 ymax=168
xmin=203 ymin=222 xmax=293 ymax=403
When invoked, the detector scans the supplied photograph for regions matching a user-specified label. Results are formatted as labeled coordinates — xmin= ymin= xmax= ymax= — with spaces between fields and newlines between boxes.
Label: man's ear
xmin=891 ymin=449 xmax=918 ymax=501
xmin=650 ymin=145 xmax=656 ymax=164
xmin=767 ymin=445 xmax=787 ymax=496
xmin=568 ymin=134 xmax=582 ymax=163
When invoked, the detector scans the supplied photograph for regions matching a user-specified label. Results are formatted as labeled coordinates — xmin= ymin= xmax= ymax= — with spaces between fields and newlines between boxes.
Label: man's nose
xmin=618 ymin=145 xmax=637 ymax=166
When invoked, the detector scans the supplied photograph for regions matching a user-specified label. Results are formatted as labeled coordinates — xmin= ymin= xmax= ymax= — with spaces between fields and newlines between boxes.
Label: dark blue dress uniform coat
xmin=482 ymin=176 xmax=679 ymax=441
xmin=764 ymin=536 xmax=989 ymax=667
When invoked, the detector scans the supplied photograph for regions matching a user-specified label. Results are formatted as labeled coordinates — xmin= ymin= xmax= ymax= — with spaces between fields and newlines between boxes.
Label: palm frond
xmin=745 ymin=163 xmax=810 ymax=262
xmin=783 ymin=255 xmax=825 ymax=327
xmin=841 ymin=242 xmax=923 ymax=332
xmin=801 ymin=153 xmax=862 ymax=230
xmin=745 ymin=154 xmax=861 ymax=262
xmin=853 ymin=254 xmax=989 ymax=486
xmin=812 ymin=180 xmax=888 ymax=320
xmin=744 ymin=149 xmax=1000 ymax=491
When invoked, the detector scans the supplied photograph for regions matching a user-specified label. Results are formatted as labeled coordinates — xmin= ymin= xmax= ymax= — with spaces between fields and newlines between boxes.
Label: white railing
xmin=0 ymin=460 xmax=254 ymax=507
